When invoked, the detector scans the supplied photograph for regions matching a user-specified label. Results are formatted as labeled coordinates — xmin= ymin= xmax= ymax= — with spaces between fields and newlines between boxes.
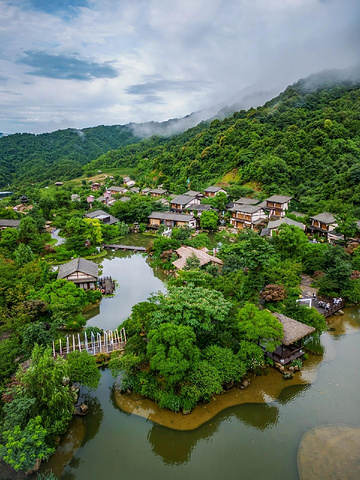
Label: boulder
xmin=240 ymin=380 xmax=250 ymax=389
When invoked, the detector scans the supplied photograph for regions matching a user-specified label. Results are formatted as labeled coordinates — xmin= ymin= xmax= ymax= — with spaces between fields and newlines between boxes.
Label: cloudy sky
xmin=0 ymin=0 xmax=359 ymax=134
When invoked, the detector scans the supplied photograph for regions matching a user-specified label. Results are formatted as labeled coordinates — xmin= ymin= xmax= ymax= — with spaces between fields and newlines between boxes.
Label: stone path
xmin=300 ymin=274 xmax=318 ymax=298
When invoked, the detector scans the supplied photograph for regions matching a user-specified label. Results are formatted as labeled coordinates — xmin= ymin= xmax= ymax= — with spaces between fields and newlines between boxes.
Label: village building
xmin=130 ymin=187 xmax=140 ymax=194
xmin=122 ymin=176 xmax=131 ymax=184
xmin=170 ymin=194 xmax=200 ymax=212
xmin=126 ymin=180 xmax=136 ymax=188
xmin=54 ymin=182 xmax=63 ymax=187
xmin=158 ymin=198 xmax=170 ymax=207
xmin=172 ymin=246 xmax=223 ymax=270
xmin=91 ymin=182 xmax=101 ymax=191
xmin=184 ymin=190 xmax=205 ymax=199
xmin=141 ymin=188 xmax=151 ymax=195
xmin=264 ymin=313 xmax=315 ymax=365
xmin=264 ymin=195 xmax=292 ymax=218
xmin=0 ymin=219 xmax=21 ymax=230
xmin=84 ymin=209 xmax=119 ymax=225
xmin=107 ymin=186 xmax=128 ymax=195
xmin=71 ymin=194 xmax=81 ymax=202
xmin=234 ymin=197 xmax=259 ymax=206
xmin=118 ymin=196 xmax=131 ymax=202
xmin=262 ymin=217 xmax=306 ymax=237
xmin=149 ymin=188 xmax=169 ymax=198
xmin=308 ymin=212 xmax=337 ymax=238
xmin=57 ymin=257 xmax=98 ymax=290
xmin=204 ymin=186 xmax=227 ymax=197
xmin=0 ymin=191 xmax=13 ymax=199
xmin=97 ymin=191 xmax=116 ymax=207
xmin=229 ymin=205 xmax=267 ymax=230
xmin=185 ymin=204 xmax=213 ymax=216
xmin=148 ymin=212 xmax=196 ymax=229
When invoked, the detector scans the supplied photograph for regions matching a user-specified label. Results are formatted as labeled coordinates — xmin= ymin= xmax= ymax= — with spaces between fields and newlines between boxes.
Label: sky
xmin=0 ymin=0 xmax=359 ymax=134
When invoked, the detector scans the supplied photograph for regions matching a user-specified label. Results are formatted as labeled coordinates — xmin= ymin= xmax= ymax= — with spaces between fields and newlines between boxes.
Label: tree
xmin=272 ymin=224 xmax=308 ymax=260
xmin=147 ymin=323 xmax=200 ymax=385
xmin=202 ymin=345 xmax=246 ymax=384
xmin=237 ymin=303 xmax=283 ymax=352
xmin=200 ymin=210 xmax=218 ymax=231
xmin=14 ymin=243 xmax=35 ymax=267
xmin=335 ymin=212 xmax=359 ymax=242
xmin=0 ymin=416 xmax=54 ymax=472
xmin=66 ymin=350 xmax=101 ymax=389
xmin=17 ymin=346 xmax=74 ymax=438
xmin=151 ymin=286 xmax=232 ymax=339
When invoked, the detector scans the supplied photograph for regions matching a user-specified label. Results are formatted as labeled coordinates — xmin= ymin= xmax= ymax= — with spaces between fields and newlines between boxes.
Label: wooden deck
xmin=316 ymin=299 xmax=345 ymax=318
xmin=265 ymin=345 xmax=305 ymax=365
xmin=98 ymin=276 xmax=115 ymax=294
xmin=103 ymin=244 xmax=146 ymax=252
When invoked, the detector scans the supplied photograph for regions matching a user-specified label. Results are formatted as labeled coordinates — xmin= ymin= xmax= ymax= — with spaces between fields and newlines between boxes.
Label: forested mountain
xmin=0 ymin=124 xmax=141 ymax=187
xmin=88 ymin=73 xmax=360 ymax=215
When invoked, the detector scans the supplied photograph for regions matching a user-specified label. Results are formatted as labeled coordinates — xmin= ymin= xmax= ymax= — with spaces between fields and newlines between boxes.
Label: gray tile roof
xmin=149 ymin=188 xmax=168 ymax=195
xmin=0 ymin=219 xmax=21 ymax=228
xmin=108 ymin=186 xmax=127 ymax=193
xmin=188 ymin=204 xmax=212 ymax=211
xmin=267 ymin=217 xmax=305 ymax=230
xmin=234 ymin=197 xmax=259 ymax=205
xmin=229 ymin=204 xmax=264 ymax=214
xmin=84 ymin=209 xmax=119 ymax=225
xmin=171 ymin=195 xmax=197 ymax=205
xmin=184 ymin=190 xmax=204 ymax=197
xmin=148 ymin=212 xmax=194 ymax=222
xmin=58 ymin=257 xmax=98 ymax=280
xmin=266 ymin=195 xmax=293 ymax=203
xmin=310 ymin=212 xmax=336 ymax=224
xmin=204 ymin=186 xmax=223 ymax=193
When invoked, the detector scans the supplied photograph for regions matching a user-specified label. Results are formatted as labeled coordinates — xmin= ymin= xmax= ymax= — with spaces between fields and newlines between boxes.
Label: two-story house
xmin=229 ymin=205 xmax=266 ymax=230
xmin=148 ymin=212 xmax=196 ymax=229
xmin=204 ymin=186 xmax=227 ymax=197
xmin=264 ymin=195 xmax=292 ymax=218
xmin=308 ymin=213 xmax=337 ymax=238
xmin=149 ymin=188 xmax=169 ymax=198
xmin=170 ymin=195 xmax=200 ymax=212
xmin=84 ymin=209 xmax=119 ymax=225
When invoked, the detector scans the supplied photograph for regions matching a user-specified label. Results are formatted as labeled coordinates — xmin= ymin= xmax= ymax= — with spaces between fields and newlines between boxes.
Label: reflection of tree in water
xmin=228 ymin=403 xmax=279 ymax=430
xmin=147 ymin=421 xmax=220 ymax=466
xmin=81 ymin=395 xmax=104 ymax=446
xmin=277 ymin=384 xmax=310 ymax=405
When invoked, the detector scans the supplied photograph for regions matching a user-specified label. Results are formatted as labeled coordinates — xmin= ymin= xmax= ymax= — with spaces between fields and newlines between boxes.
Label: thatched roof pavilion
xmin=265 ymin=313 xmax=316 ymax=365
xmin=172 ymin=246 xmax=223 ymax=270
xmin=272 ymin=313 xmax=315 ymax=346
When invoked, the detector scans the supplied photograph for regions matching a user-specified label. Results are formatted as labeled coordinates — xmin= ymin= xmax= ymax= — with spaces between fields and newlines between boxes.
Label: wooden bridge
xmin=52 ymin=328 xmax=126 ymax=358
xmin=103 ymin=244 xmax=146 ymax=252
xmin=319 ymin=299 xmax=346 ymax=318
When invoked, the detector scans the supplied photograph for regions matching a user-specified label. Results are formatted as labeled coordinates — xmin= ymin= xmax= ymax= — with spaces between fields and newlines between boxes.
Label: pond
xmin=84 ymin=234 xmax=166 ymax=331
xmin=38 ymin=296 xmax=360 ymax=479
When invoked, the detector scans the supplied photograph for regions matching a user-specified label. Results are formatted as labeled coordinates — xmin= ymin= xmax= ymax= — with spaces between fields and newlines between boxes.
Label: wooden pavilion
xmin=265 ymin=313 xmax=315 ymax=365
xmin=57 ymin=257 xmax=98 ymax=290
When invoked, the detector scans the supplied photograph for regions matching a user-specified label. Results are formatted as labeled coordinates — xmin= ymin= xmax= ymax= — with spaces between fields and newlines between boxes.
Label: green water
xmin=39 ymin=308 xmax=360 ymax=480
xmin=84 ymin=234 xmax=166 ymax=331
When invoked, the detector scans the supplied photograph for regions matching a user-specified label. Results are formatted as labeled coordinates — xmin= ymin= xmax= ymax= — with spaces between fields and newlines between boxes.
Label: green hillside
xmin=88 ymin=76 xmax=360 ymax=215
xmin=0 ymin=124 xmax=141 ymax=188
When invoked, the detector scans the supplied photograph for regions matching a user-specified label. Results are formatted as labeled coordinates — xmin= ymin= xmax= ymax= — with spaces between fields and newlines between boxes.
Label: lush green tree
xmin=200 ymin=210 xmax=219 ymax=231
xmin=17 ymin=346 xmax=74 ymax=438
xmin=66 ymin=350 xmax=101 ymax=389
xmin=151 ymin=286 xmax=232 ymax=339
xmin=14 ymin=243 xmax=35 ymax=267
xmin=147 ymin=323 xmax=200 ymax=385
xmin=202 ymin=345 xmax=246 ymax=384
xmin=0 ymin=416 xmax=54 ymax=472
xmin=237 ymin=304 xmax=283 ymax=352
xmin=272 ymin=224 xmax=308 ymax=260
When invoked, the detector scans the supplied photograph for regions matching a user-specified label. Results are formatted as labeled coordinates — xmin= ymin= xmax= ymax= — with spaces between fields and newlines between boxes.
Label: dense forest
xmin=0 ymin=124 xmax=141 ymax=188
xmin=84 ymin=75 xmax=360 ymax=216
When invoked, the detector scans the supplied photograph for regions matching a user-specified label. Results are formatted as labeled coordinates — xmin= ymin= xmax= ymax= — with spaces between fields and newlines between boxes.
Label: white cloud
xmin=0 ymin=0 xmax=359 ymax=133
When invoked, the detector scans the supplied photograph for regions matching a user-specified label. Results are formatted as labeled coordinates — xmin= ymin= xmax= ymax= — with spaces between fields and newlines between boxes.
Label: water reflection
xmin=147 ymin=420 xmax=220 ymax=465
xmin=81 ymin=396 xmax=104 ymax=446
xmin=328 ymin=308 xmax=360 ymax=337
xmin=86 ymin=249 xmax=166 ymax=330
xmin=230 ymin=403 xmax=279 ymax=430
xmin=277 ymin=384 xmax=310 ymax=405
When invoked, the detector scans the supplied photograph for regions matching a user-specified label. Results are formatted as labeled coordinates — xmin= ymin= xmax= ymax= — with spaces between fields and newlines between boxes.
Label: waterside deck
xmin=103 ymin=244 xmax=146 ymax=252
